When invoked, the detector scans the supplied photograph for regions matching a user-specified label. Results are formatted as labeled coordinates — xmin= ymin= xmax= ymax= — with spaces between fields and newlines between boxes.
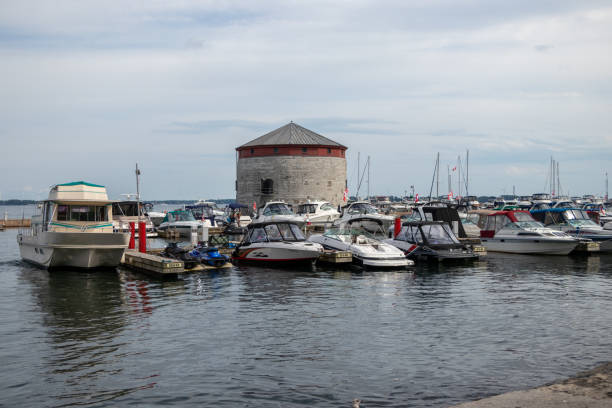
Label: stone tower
xmin=235 ymin=122 xmax=347 ymax=209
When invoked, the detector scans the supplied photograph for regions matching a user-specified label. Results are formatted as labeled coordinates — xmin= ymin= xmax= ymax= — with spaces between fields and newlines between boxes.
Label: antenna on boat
xmin=605 ymin=171 xmax=609 ymax=201
xmin=135 ymin=163 xmax=141 ymax=223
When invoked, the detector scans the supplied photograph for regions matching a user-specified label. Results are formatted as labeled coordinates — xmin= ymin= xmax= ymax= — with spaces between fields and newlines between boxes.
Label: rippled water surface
xmin=1 ymin=228 xmax=611 ymax=407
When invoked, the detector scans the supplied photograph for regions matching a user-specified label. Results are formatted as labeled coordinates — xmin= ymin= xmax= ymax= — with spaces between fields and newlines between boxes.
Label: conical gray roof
xmin=238 ymin=122 xmax=346 ymax=148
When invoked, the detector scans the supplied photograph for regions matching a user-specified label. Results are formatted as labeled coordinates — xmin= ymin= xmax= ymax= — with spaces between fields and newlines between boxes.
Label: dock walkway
xmin=122 ymin=250 xmax=232 ymax=276
xmin=452 ymin=362 xmax=612 ymax=408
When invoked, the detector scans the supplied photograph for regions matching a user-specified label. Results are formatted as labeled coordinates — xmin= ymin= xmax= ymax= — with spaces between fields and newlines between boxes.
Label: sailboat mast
xmin=557 ymin=161 xmax=560 ymax=197
xmin=447 ymin=165 xmax=451 ymax=197
xmin=367 ymin=156 xmax=370 ymax=201
xmin=457 ymin=156 xmax=461 ymax=197
xmin=466 ymin=149 xmax=469 ymax=197
xmin=436 ymin=152 xmax=440 ymax=198
xmin=606 ymin=171 xmax=609 ymax=201
xmin=356 ymin=152 xmax=360 ymax=199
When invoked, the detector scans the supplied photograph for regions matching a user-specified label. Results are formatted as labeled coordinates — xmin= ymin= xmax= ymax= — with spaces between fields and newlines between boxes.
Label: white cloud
xmin=1 ymin=1 xmax=611 ymax=198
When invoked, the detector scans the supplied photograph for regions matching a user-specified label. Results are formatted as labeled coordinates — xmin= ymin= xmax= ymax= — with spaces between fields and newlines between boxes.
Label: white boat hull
xmin=334 ymin=214 xmax=394 ymax=234
xmin=253 ymin=215 xmax=306 ymax=226
xmin=17 ymin=231 xmax=129 ymax=269
xmin=158 ymin=221 xmax=208 ymax=237
xmin=309 ymin=234 xmax=412 ymax=268
xmin=233 ymin=241 xmax=322 ymax=263
xmin=480 ymin=238 xmax=578 ymax=255
xmin=306 ymin=214 xmax=339 ymax=225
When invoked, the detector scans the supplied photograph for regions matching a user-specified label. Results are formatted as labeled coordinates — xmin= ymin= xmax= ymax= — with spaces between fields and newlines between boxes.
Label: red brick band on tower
xmin=237 ymin=144 xmax=346 ymax=158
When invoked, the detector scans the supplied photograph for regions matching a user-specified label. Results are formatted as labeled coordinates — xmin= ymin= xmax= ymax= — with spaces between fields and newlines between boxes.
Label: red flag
xmin=452 ymin=166 xmax=457 ymax=171
xmin=415 ymin=193 xmax=419 ymax=203
xmin=253 ymin=201 xmax=257 ymax=211
xmin=448 ymin=192 xmax=453 ymax=199
xmin=343 ymin=188 xmax=348 ymax=202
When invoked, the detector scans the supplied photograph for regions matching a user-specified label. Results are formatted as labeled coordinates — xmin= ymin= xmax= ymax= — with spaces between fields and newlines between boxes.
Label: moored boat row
xmin=16 ymin=181 xmax=610 ymax=271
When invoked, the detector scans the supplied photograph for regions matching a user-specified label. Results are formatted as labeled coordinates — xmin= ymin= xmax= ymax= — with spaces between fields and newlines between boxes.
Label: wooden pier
xmin=318 ymin=250 xmax=352 ymax=264
xmin=574 ymin=241 xmax=600 ymax=253
xmin=157 ymin=228 xmax=181 ymax=239
xmin=0 ymin=219 xmax=31 ymax=228
xmin=123 ymin=251 xmax=184 ymax=274
xmin=121 ymin=250 xmax=233 ymax=276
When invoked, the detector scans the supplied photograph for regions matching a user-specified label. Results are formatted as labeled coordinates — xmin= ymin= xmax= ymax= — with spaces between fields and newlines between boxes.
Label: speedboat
xmin=232 ymin=221 xmax=322 ymax=264
xmin=309 ymin=227 xmax=413 ymax=269
xmin=296 ymin=200 xmax=340 ymax=225
xmin=459 ymin=195 xmax=480 ymax=208
xmin=384 ymin=221 xmax=479 ymax=262
xmin=224 ymin=202 xmax=252 ymax=227
xmin=479 ymin=210 xmax=579 ymax=255
xmin=531 ymin=193 xmax=553 ymax=205
xmin=252 ymin=201 xmax=305 ymax=226
xmin=16 ymin=181 xmax=130 ymax=269
xmin=531 ymin=208 xmax=612 ymax=252
xmin=157 ymin=210 xmax=208 ymax=237
xmin=460 ymin=213 xmax=481 ymax=239
xmin=146 ymin=211 xmax=167 ymax=227
xmin=111 ymin=200 xmax=157 ymax=237
xmin=334 ymin=201 xmax=394 ymax=234
xmin=582 ymin=203 xmax=609 ymax=226
xmin=186 ymin=201 xmax=225 ymax=226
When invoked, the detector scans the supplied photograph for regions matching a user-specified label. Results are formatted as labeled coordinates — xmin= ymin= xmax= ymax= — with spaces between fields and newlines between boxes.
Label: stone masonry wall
xmin=236 ymin=155 xmax=347 ymax=208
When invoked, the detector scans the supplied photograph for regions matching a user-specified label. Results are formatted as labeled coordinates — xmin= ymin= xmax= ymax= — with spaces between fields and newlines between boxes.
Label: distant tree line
xmin=0 ymin=200 xmax=37 ymax=205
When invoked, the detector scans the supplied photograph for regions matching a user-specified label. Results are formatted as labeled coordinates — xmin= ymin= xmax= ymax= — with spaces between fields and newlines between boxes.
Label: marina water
xmin=1 ymin=216 xmax=612 ymax=407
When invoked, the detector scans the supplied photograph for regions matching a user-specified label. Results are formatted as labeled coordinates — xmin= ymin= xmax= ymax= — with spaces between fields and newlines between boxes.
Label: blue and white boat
xmin=531 ymin=208 xmax=612 ymax=252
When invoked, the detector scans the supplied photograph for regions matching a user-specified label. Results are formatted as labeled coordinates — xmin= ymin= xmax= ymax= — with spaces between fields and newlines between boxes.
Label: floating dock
xmin=121 ymin=250 xmax=232 ymax=276
xmin=318 ymin=250 xmax=352 ymax=264
xmin=156 ymin=228 xmax=181 ymax=239
xmin=0 ymin=219 xmax=31 ymax=228
xmin=574 ymin=241 xmax=600 ymax=253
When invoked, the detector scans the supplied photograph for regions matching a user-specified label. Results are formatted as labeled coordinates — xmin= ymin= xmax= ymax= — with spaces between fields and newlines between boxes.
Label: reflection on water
xmin=14 ymin=266 xmax=160 ymax=407
xmin=1 ymin=227 xmax=612 ymax=407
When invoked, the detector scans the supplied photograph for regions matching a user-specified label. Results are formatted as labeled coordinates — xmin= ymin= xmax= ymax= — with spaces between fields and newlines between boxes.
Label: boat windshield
xmin=112 ymin=202 xmax=140 ymax=217
xmin=396 ymin=225 xmax=424 ymax=244
xmin=397 ymin=224 xmax=459 ymax=245
xmin=562 ymin=209 xmax=598 ymax=227
xmin=347 ymin=203 xmax=379 ymax=215
xmin=247 ymin=223 xmax=305 ymax=243
xmin=263 ymin=203 xmax=293 ymax=216
xmin=463 ymin=213 xmax=480 ymax=225
xmin=512 ymin=212 xmax=544 ymax=229
xmin=422 ymin=224 xmax=460 ymax=245
xmin=320 ymin=202 xmax=335 ymax=211
xmin=564 ymin=209 xmax=590 ymax=220
xmin=297 ymin=204 xmax=317 ymax=214
xmin=167 ymin=211 xmax=196 ymax=222
xmin=322 ymin=227 xmax=377 ymax=244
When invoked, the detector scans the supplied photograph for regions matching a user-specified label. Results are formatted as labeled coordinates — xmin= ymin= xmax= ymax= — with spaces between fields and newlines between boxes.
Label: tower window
xmin=302 ymin=147 xmax=307 ymax=153
xmin=274 ymin=147 xmax=279 ymax=153
xmin=250 ymin=148 xmax=254 ymax=154
xmin=261 ymin=178 xmax=274 ymax=194
xmin=327 ymin=148 xmax=331 ymax=154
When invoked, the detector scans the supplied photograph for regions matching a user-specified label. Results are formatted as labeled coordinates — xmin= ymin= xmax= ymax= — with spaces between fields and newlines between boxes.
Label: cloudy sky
xmin=1 ymin=0 xmax=611 ymax=200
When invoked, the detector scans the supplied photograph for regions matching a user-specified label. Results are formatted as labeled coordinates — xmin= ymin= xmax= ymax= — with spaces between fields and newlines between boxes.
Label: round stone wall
xmin=236 ymin=155 xmax=347 ymax=208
